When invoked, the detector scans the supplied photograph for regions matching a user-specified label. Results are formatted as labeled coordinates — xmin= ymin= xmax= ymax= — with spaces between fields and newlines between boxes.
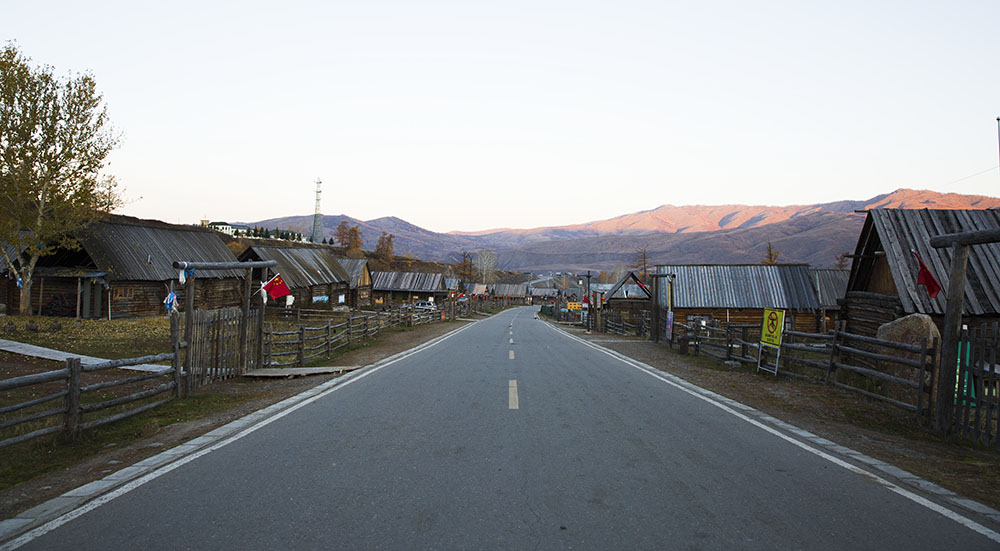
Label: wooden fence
xmin=263 ymin=308 xmax=443 ymax=367
xmin=953 ymin=322 xmax=1000 ymax=448
xmin=654 ymin=320 xmax=938 ymax=421
xmin=0 ymin=313 xmax=183 ymax=449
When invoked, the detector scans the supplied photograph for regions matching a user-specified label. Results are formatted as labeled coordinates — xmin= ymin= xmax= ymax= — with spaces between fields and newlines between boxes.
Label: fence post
xmin=726 ymin=327 xmax=733 ymax=361
xmin=297 ymin=325 xmax=305 ymax=366
xmin=364 ymin=314 xmax=370 ymax=340
xmin=825 ymin=321 xmax=840 ymax=383
xmin=171 ymin=311 xmax=183 ymax=397
xmin=183 ymin=272 xmax=196 ymax=396
xmin=239 ymin=267 xmax=252 ymax=374
xmin=325 ymin=320 xmax=332 ymax=359
xmin=64 ymin=357 xmax=81 ymax=440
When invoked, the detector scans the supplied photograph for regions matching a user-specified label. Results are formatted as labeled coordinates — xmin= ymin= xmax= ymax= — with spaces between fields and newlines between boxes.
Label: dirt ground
xmin=568 ymin=327 xmax=1000 ymax=511
xmin=0 ymin=319 xmax=473 ymax=519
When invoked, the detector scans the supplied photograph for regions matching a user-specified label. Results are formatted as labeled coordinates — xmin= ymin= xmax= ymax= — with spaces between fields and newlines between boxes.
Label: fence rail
xmin=263 ymin=307 xmax=445 ymax=367
xmin=1 ymin=314 xmax=183 ymax=449
xmin=621 ymin=315 xmax=937 ymax=422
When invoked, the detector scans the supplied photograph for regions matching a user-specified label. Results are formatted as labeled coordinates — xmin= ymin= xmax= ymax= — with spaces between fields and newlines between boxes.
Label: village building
xmin=238 ymin=245 xmax=351 ymax=309
xmin=598 ymin=272 xmax=652 ymax=321
xmin=489 ymin=283 xmax=529 ymax=305
xmin=3 ymin=216 xmax=244 ymax=318
xmin=811 ymin=268 xmax=850 ymax=331
xmin=843 ymin=209 xmax=1000 ymax=337
xmin=465 ymin=283 xmax=489 ymax=298
xmin=371 ymin=271 xmax=448 ymax=307
xmin=337 ymin=257 xmax=374 ymax=309
xmin=528 ymin=287 xmax=558 ymax=303
xmin=653 ymin=264 xmax=821 ymax=331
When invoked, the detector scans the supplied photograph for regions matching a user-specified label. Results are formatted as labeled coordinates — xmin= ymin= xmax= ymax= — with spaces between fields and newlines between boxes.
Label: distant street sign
xmin=567 ymin=302 xmax=582 ymax=310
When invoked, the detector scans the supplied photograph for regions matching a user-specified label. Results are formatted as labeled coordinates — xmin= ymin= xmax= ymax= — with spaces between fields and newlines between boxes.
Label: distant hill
xmin=448 ymin=189 xmax=1000 ymax=250
xmin=244 ymin=188 xmax=999 ymax=271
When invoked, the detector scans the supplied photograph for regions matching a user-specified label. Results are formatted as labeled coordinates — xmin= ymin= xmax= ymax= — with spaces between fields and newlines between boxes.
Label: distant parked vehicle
xmin=414 ymin=301 xmax=438 ymax=311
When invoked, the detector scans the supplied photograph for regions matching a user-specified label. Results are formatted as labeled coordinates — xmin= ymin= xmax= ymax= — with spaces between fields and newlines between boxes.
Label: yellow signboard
xmin=567 ymin=302 xmax=582 ymax=310
xmin=760 ymin=308 xmax=785 ymax=348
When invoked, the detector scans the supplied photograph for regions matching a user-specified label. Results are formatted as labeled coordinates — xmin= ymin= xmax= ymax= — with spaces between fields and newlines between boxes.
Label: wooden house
xmin=239 ymin=245 xmax=351 ymax=309
xmin=490 ymin=283 xmax=529 ymax=305
xmin=653 ymin=264 xmax=820 ymax=331
xmin=843 ymin=209 xmax=1000 ymax=337
xmin=528 ymin=287 xmax=558 ymax=304
xmin=6 ymin=216 xmax=244 ymax=318
xmin=811 ymin=268 xmax=849 ymax=331
xmin=337 ymin=257 xmax=374 ymax=309
xmin=601 ymin=272 xmax=652 ymax=321
xmin=371 ymin=271 xmax=448 ymax=307
xmin=465 ymin=283 xmax=489 ymax=298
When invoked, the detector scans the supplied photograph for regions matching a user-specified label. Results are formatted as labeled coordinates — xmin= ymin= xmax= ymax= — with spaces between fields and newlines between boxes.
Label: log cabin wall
xmin=670 ymin=307 xmax=818 ymax=332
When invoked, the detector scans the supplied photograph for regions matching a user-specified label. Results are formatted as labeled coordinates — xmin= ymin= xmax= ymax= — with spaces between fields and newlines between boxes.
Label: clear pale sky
xmin=4 ymin=1 xmax=999 ymax=233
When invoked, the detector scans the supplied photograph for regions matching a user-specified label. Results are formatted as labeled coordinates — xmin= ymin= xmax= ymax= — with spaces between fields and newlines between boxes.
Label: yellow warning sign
xmin=760 ymin=308 xmax=785 ymax=348
xmin=567 ymin=302 xmax=582 ymax=310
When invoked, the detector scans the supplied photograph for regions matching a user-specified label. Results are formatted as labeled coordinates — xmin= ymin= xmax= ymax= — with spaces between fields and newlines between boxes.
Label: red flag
xmin=263 ymin=274 xmax=291 ymax=300
xmin=911 ymin=250 xmax=942 ymax=299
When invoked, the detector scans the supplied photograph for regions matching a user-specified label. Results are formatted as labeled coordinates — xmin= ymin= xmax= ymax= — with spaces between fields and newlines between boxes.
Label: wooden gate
xmin=183 ymin=306 xmax=262 ymax=389
xmin=953 ymin=321 xmax=1000 ymax=447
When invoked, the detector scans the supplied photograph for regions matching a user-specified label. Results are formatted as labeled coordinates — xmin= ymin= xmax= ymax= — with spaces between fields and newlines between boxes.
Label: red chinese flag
xmin=911 ymin=250 xmax=942 ymax=299
xmin=263 ymin=274 xmax=291 ymax=300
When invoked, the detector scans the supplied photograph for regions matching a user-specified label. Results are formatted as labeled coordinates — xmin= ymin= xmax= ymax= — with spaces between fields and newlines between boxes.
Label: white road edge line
xmin=546 ymin=323 xmax=1000 ymax=545
xmin=1 ymin=321 xmax=479 ymax=551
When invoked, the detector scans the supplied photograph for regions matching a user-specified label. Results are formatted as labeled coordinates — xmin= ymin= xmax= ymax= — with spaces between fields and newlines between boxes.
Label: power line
xmin=943 ymin=165 xmax=999 ymax=186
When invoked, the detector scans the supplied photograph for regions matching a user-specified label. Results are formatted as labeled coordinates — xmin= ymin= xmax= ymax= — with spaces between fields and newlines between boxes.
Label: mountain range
xmin=247 ymin=189 xmax=1000 ymax=272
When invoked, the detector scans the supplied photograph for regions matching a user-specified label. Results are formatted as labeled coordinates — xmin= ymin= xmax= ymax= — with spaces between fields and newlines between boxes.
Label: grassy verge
xmin=0 ymin=315 xmax=171 ymax=359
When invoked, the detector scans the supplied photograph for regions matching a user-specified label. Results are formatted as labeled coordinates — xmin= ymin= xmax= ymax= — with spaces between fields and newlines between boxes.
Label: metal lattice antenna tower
xmin=310 ymin=178 xmax=323 ymax=243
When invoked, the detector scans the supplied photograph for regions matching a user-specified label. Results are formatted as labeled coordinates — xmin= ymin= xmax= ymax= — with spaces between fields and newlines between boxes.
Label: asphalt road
xmin=12 ymin=307 xmax=1000 ymax=549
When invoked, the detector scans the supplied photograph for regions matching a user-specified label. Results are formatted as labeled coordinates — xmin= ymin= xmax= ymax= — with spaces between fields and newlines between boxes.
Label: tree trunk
xmin=18 ymin=277 xmax=32 ymax=315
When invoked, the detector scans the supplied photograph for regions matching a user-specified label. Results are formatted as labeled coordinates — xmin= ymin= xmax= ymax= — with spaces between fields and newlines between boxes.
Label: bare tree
xmin=834 ymin=251 xmax=850 ymax=270
xmin=631 ymin=248 xmax=649 ymax=281
xmin=611 ymin=264 xmax=629 ymax=283
xmin=474 ymin=249 xmax=498 ymax=283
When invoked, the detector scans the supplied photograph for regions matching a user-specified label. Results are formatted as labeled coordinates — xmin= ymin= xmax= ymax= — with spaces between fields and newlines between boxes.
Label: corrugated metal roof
xmin=466 ymin=283 xmax=489 ymax=295
xmin=853 ymin=209 xmax=1000 ymax=316
xmin=372 ymin=271 xmax=447 ymax=293
xmin=444 ymin=278 xmax=461 ymax=291
xmin=82 ymin=219 xmax=242 ymax=280
xmin=529 ymin=287 xmax=558 ymax=297
xmin=605 ymin=272 xmax=651 ymax=300
xmin=240 ymin=246 xmax=350 ymax=289
xmin=812 ymin=269 xmax=849 ymax=309
xmin=490 ymin=283 xmax=528 ymax=297
xmin=336 ymin=257 xmax=370 ymax=288
xmin=654 ymin=264 xmax=820 ymax=310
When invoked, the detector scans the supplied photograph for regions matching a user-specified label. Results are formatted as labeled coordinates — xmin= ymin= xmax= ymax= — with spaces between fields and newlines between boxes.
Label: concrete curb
xmin=0 ymin=320 xmax=478 ymax=547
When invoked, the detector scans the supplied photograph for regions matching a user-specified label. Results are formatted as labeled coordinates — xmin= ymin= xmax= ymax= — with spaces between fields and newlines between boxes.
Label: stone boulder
xmin=876 ymin=313 xmax=940 ymax=401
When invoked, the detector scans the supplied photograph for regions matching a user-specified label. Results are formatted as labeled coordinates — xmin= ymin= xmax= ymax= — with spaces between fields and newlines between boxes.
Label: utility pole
xmin=585 ymin=271 xmax=592 ymax=333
